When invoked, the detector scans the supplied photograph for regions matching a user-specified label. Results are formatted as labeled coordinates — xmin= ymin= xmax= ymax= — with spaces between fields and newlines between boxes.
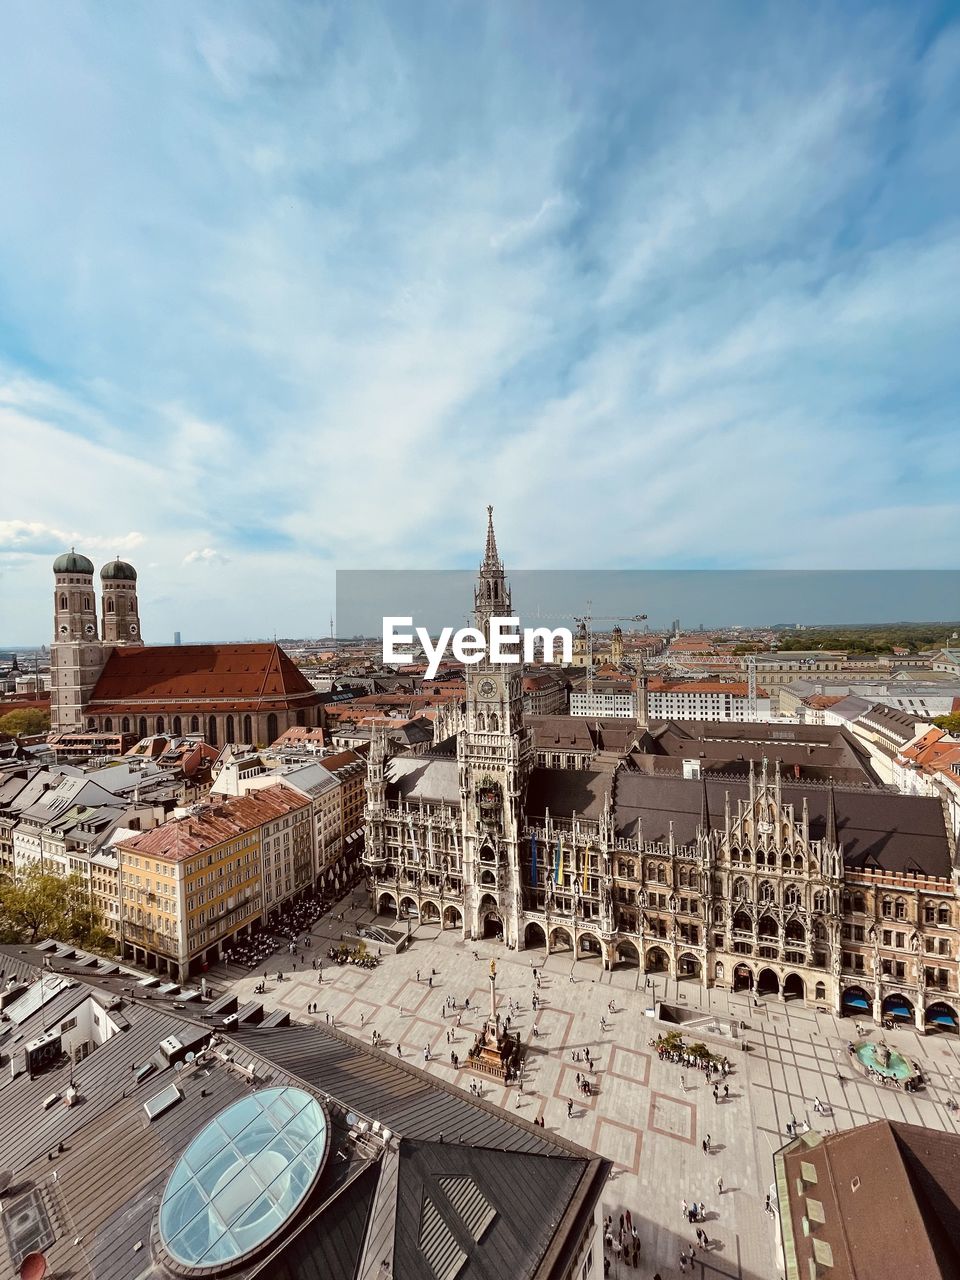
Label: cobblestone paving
xmin=214 ymin=901 xmax=960 ymax=1280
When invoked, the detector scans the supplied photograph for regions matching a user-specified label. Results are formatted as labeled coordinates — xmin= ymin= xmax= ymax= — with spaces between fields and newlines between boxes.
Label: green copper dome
xmin=53 ymin=549 xmax=95 ymax=575
xmin=100 ymin=558 xmax=138 ymax=581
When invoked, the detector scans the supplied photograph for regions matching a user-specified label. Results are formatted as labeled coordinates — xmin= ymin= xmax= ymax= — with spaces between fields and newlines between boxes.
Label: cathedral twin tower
xmin=51 ymin=550 xmax=142 ymax=732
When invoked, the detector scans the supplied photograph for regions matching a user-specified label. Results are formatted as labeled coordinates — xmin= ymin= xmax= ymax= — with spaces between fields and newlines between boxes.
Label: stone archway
xmin=420 ymin=900 xmax=440 ymax=924
xmin=377 ymin=891 xmax=397 ymax=916
xmin=443 ymin=904 xmax=463 ymax=930
xmin=757 ymin=967 xmax=780 ymax=996
xmin=925 ymin=1000 xmax=959 ymax=1034
xmin=482 ymin=911 xmax=503 ymax=940
xmin=524 ymin=921 xmax=547 ymax=948
xmin=645 ymin=945 xmax=669 ymax=973
xmin=399 ymin=896 xmax=418 ymax=918
xmin=615 ymin=939 xmax=641 ymax=968
xmin=577 ymin=932 xmax=603 ymax=962
xmin=881 ymin=992 xmax=914 ymax=1024
xmin=733 ymin=963 xmax=754 ymax=992
xmin=783 ymin=973 xmax=805 ymax=1002
xmin=841 ymin=985 xmax=871 ymax=1017
xmin=550 ymin=926 xmax=574 ymax=953
xmin=678 ymin=952 xmax=701 ymax=980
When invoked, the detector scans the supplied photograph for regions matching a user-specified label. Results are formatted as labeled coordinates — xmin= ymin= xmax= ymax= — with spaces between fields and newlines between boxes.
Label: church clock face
xmin=477 ymin=677 xmax=497 ymax=699
xmin=129 ymin=623 xmax=138 ymax=636
xmin=58 ymin=624 xmax=69 ymax=636
xmin=84 ymin=623 xmax=95 ymax=635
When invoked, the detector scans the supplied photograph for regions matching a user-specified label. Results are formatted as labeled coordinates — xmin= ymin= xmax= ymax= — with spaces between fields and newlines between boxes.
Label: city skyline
xmin=3 ymin=2 xmax=959 ymax=645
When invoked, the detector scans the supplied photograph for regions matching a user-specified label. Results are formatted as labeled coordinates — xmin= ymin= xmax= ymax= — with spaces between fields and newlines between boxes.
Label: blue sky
xmin=1 ymin=1 xmax=959 ymax=644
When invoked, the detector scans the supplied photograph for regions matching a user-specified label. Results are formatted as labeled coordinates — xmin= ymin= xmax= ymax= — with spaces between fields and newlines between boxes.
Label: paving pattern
xmin=213 ymin=900 xmax=960 ymax=1280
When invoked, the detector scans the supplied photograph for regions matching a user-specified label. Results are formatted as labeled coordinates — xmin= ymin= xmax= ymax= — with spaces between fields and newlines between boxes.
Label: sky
xmin=1 ymin=1 xmax=959 ymax=645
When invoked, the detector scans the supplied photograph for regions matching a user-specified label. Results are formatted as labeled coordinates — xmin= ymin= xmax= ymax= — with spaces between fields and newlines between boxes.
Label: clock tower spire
xmin=459 ymin=506 xmax=532 ymax=949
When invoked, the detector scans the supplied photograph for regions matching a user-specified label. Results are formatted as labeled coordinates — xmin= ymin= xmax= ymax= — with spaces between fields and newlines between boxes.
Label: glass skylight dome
xmin=158 ymin=1086 xmax=329 ymax=1271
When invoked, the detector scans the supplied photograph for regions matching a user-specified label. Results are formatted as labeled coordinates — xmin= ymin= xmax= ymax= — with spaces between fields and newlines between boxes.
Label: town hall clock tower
xmin=459 ymin=507 xmax=533 ymax=946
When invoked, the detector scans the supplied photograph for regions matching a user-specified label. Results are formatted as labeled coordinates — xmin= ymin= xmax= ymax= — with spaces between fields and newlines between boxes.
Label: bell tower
xmin=459 ymin=507 xmax=533 ymax=947
xmin=50 ymin=550 xmax=108 ymax=732
xmin=100 ymin=557 xmax=143 ymax=645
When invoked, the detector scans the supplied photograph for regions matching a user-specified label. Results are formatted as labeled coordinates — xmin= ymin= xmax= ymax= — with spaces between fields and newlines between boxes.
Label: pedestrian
xmin=698 ymin=1202 xmax=705 ymax=1221
xmin=764 ymin=1193 xmax=772 ymax=1215
xmin=705 ymin=1133 xmax=711 ymax=1149
xmin=723 ymin=1083 xmax=729 ymax=1098
xmin=428 ymin=975 xmax=432 ymax=987
xmin=399 ymin=1005 xmax=404 ymax=1017
xmin=416 ymin=970 xmax=420 ymax=982
xmin=717 ymin=1176 xmax=724 ymax=1195
xmin=681 ymin=1199 xmax=687 ymax=1219
xmin=396 ymin=1044 xmax=402 ymax=1056
xmin=702 ymin=1139 xmax=708 ymax=1155
xmin=681 ymin=1075 xmax=687 ymax=1093
xmin=567 ymin=1099 xmax=574 ymax=1118
xmin=515 ymin=1092 xmax=521 ymax=1109
xmin=360 ymin=1012 xmax=364 ymax=1028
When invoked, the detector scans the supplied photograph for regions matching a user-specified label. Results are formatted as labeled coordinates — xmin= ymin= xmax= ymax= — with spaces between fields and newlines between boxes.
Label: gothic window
xmin=853 ymin=893 xmax=865 ymax=913
xmin=138 ymin=716 xmax=147 ymax=738
xmin=813 ymin=891 xmax=826 ymax=912
xmin=190 ymin=715 xmax=200 ymax=733
xmin=814 ymin=982 xmax=826 ymax=1000
xmin=781 ymin=853 xmax=791 ymax=871
xmin=477 ymin=712 xmax=485 ymax=730
xmin=733 ymin=877 xmax=749 ymax=900
xmin=172 ymin=716 xmax=182 ymax=735
xmin=882 ymin=897 xmax=893 ymax=918
xmin=208 ymin=717 xmax=218 ymax=747
xmin=939 ymin=905 xmax=951 ymax=926
xmin=107 ymin=598 xmax=115 ymax=613
xmin=759 ymin=880 xmax=775 ymax=905
xmin=225 ymin=715 xmax=235 ymax=743
xmin=712 ymin=904 xmax=724 ymax=924
xmin=122 ymin=717 xmax=130 ymax=733
xmin=895 ymin=898 xmax=907 ymax=920
xmin=104 ymin=717 xmax=112 ymax=730
xmin=59 ymin=594 xmax=67 ymax=610
xmin=266 ymin=713 xmax=278 ymax=743
xmin=785 ymin=919 xmax=805 ymax=942
xmin=156 ymin=716 xmax=165 ymax=734
xmin=813 ymin=921 xmax=827 ymax=941
xmin=87 ymin=718 xmax=95 ymax=730
xmin=784 ymin=885 xmax=800 ymax=909
xmin=715 ymin=961 xmax=725 ymax=981
xmin=489 ymin=713 xmax=499 ymax=732
xmin=793 ymin=855 xmax=803 ymax=872
xmin=83 ymin=595 xmax=90 ymax=609
xmin=296 ymin=710 xmax=305 ymax=726
xmin=243 ymin=714 xmax=252 ymax=741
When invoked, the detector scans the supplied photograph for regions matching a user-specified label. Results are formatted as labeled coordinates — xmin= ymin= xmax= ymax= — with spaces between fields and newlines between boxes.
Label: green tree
xmin=0 ymin=707 xmax=51 ymax=735
xmin=0 ymin=866 xmax=103 ymax=945
xmin=933 ymin=712 xmax=960 ymax=735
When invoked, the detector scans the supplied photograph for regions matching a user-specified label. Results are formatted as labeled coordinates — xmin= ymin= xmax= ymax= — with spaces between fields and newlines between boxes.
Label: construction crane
xmin=532 ymin=602 xmax=648 ymax=691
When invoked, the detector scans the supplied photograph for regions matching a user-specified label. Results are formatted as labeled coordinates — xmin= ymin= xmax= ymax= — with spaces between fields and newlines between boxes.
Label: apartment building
xmin=117 ymin=785 xmax=312 ymax=979
xmin=647 ymin=679 xmax=772 ymax=722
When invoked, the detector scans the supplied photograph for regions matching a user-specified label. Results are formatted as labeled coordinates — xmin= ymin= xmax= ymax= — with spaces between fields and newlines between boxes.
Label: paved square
xmin=216 ymin=898 xmax=960 ymax=1280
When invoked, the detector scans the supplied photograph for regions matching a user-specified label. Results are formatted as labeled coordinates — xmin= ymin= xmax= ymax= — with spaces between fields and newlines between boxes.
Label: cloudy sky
xmin=1 ymin=1 xmax=958 ymax=644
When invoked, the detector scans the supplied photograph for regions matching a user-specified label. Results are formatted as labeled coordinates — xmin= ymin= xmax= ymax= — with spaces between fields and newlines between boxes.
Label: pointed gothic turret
xmin=826 ymin=781 xmax=838 ymax=848
xmin=483 ymin=503 xmax=501 ymax=572
xmin=699 ymin=773 xmax=711 ymax=836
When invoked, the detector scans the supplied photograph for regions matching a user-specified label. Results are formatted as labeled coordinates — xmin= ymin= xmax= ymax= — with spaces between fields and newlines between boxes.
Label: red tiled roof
xmin=118 ymin=783 xmax=311 ymax=862
xmin=87 ymin=643 xmax=320 ymax=713
xmin=649 ymin=679 xmax=770 ymax=697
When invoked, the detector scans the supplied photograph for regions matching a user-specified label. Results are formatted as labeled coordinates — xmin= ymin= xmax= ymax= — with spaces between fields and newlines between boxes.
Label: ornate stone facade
xmin=363 ymin=512 xmax=959 ymax=1031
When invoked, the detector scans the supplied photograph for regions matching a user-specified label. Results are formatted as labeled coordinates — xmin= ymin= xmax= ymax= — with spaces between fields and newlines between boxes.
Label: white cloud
xmin=183 ymin=547 xmax=230 ymax=566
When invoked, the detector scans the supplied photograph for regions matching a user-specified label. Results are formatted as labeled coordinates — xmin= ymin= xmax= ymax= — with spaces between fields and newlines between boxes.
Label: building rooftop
xmin=118 ymin=784 xmax=311 ymax=862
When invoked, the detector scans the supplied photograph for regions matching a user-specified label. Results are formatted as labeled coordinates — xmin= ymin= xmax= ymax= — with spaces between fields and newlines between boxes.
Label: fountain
xmin=854 ymin=1039 xmax=913 ymax=1081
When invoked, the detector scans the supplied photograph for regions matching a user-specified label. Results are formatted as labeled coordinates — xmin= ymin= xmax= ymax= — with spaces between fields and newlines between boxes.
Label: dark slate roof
xmin=526 ymin=767 xmax=611 ymax=822
xmin=385 ymin=756 xmax=462 ymax=805
xmin=261 ymin=1161 xmax=381 ymax=1280
xmin=610 ymin=773 xmax=952 ymax=877
xmin=392 ymin=1138 xmax=588 ymax=1280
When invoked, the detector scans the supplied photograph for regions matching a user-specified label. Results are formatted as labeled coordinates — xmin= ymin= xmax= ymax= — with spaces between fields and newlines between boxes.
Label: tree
xmin=0 ymin=707 xmax=50 ymax=735
xmin=933 ymin=712 xmax=960 ymax=735
xmin=0 ymin=866 xmax=104 ymax=945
